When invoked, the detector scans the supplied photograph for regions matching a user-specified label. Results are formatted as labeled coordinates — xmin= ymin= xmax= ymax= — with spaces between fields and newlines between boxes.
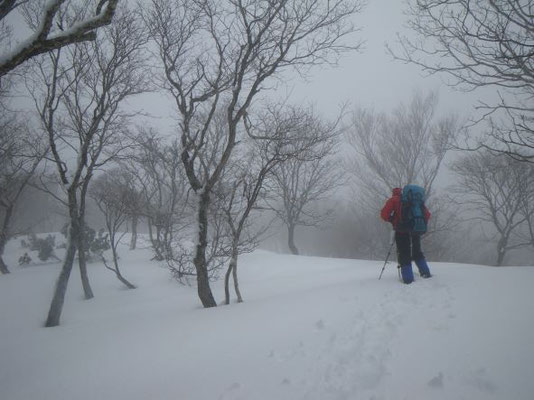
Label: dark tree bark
xmin=129 ymin=215 xmax=138 ymax=250
xmin=0 ymin=234 xmax=10 ymax=274
xmin=194 ymin=190 xmax=217 ymax=308
xmin=45 ymin=190 xmax=80 ymax=327
xmin=76 ymin=220 xmax=94 ymax=299
xmin=232 ymin=257 xmax=242 ymax=303
xmin=45 ymin=237 xmax=78 ymax=327
xmin=287 ymin=224 xmax=299 ymax=256
xmin=76 ymin=178 xmax=94 ymax=299
xmin=0 ymin=204 xmax=13 ymax=274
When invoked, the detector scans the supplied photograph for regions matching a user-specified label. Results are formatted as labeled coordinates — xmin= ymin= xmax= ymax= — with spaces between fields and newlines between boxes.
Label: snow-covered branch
xmin=0 ymin=0 xmax=119 ymax=76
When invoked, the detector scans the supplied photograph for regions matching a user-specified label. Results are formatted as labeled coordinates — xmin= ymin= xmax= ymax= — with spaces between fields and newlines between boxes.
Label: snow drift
xmin=1 ymin=236 xmax=533 ymax=400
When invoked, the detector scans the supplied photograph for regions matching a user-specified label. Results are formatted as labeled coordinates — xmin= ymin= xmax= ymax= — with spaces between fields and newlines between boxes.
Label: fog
xmin=2 ymin=0 xmax=533 ymax=271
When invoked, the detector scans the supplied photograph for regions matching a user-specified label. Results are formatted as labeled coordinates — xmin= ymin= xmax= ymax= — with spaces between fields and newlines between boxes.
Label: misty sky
xmin=6 ymin=0 xmax=497 ymax=134
xmin=284 ymin=0 xmax=493 ymax=118
xmin=126 ymin=0 xmax=495 ymax=139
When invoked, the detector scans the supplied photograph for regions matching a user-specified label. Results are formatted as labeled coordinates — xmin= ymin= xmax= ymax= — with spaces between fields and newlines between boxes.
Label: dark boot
xmin=400 ymin=264 xmax=414 ymax=284
xmin=415 ymin=258 xmax=431 ymax=278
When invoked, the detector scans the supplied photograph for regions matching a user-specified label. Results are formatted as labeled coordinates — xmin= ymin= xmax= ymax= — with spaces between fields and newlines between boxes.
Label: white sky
xmin=281 ymin=0 xmax=496 ymax=119
xmin=136 ymin=0 xmax=497 ymax=144
xmin=117 ymin=0 xmax=496 ymax=194
xmin=5 ymin=0 xmax=496 ymax=131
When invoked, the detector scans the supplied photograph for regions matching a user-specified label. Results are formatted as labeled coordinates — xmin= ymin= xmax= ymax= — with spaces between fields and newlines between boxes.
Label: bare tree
xmin=215 ymin=104 xmax=322 ymax=303
xmin=147 ymin=0 xmax=363 ymax=307
xmin=90 ymin=169 xmax=136 ymax=289
xmin=0 ymin=0 xmax=120 ymax=76
xmin=451 ymin=150 xmax=533 ymax=266
xmin=390 ymin=0 xmax=534 ymax=161
xmin=0 ymin=114 xmax=46 ymax=274
xmin=268 ymin=112 xmax=342 ymax=255
xmin=345 ymin=91 xmax=459 ymax=258
xmin=26 ymin=5 xmax=149 ymax=327
xmin=216 ymin=164 xmax=263 ymax=304
xmin=122 ymin=130 xmax=191 ymax=262
xmin=347 ymin=92 xmax=457 ymax=202
xmin=516 ymin=181 xmax=534 ymax=254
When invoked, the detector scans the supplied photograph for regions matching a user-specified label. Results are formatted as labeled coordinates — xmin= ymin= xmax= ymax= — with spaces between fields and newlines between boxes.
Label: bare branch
xmin=389 ymin=0 xmax=534 ymax=161
xmin=0 ymin=0 xmax=120 ymax=76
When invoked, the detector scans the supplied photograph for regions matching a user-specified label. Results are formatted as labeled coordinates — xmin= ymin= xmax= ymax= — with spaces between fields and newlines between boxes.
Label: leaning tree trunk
xmin=112 ymin=265 xmax=136 ymax=289
xmin=129 ymin=215 xmax=138 ymax=250
xmin=45 ymin=214 xmax=80 ymax=327
xmin=288 ymin=224 xmax=299 ymax=255
xmin=102 ymin=239 xmax=136 ymax=289
xmin=110 ymin=240 xmax=136 ymax=289
xmin=193 ymin=190 xmax=217 ymax=308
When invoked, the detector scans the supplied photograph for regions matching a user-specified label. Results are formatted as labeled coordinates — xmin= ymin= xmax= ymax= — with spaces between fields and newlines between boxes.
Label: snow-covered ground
xmin=1 ymin=235 xmax=533 ymax=400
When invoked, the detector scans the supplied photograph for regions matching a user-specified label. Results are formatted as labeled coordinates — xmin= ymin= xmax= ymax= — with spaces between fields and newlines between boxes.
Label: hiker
xmin=380 ymin=186 xmax=432 ymax=284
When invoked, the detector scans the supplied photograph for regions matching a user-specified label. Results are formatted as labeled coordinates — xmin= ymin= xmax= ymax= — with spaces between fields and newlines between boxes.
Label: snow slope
xmin=1 ymin=237 xmax=533 ymax=400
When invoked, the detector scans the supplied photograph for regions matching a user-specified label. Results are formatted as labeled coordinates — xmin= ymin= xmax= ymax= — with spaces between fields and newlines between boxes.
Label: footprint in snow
xmin=427 ymin=372 xmax=444 ymax=388
xmin=464 ymin=368 xmax=498 ymax=394
xmin=315 ymin=319 xmax=325 ymax=330
xmin=218 ymin=382 xmax=243 ymax=400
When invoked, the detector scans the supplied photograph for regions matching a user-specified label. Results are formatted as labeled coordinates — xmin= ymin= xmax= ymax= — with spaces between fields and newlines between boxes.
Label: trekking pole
xmin=379 ymin=231 xmax=395 ymax=280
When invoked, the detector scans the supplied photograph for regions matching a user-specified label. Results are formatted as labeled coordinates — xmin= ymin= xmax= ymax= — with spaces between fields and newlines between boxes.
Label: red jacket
xmin=380 ymin=187 xmax=431 ymax=231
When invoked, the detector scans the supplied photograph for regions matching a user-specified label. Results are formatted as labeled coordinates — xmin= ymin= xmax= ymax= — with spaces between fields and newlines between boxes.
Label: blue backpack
xmin=398 ymin=184 xmax=427 ymax=233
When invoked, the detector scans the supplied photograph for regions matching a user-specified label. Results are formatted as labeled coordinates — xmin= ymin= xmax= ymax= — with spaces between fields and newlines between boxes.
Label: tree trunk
xmin=0 ymin=257 xmax=9 ymax=274
xmin=148 ymin=219 xmax=164 ymax=261
xmin=223 ymin=252 xmax=243 ymax=305
xmin=111 ymin=242 xmax=136 ymax=289
xmin=224 ymin=260 xmax=232 ymax=305
xmin=288 ymin=224 xmax=299 ymax=255
xmin=496 ymin=241 xmax=506 ymax=266
xmin=495 ymin=233 xmax=511 ymax=266
xmin=45 ymin=219 xmax=79 ymax=327
xmin=0 ymin=205 xmax=14 ymax=274
xmin=113 ymin=268 xmax=136 ymax=289
xmin=0 ymin=233 xmax=10 ymax=274
xmin=129 ymin=215 xmax=138 ymax=250
xmin=194 ymin=190 xmax=217 ymax=308
xmin=232 ymin=253 xmax=243 ymax=303
xmin=77 ymin=218 xmax=94 ymax=299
